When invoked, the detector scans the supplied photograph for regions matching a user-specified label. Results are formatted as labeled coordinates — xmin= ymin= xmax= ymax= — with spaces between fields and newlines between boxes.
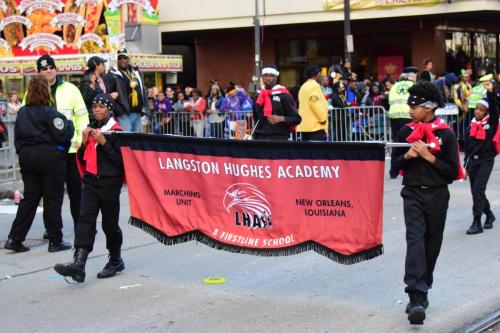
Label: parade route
xmin=1 ymin=158 xmax=499 ymax=333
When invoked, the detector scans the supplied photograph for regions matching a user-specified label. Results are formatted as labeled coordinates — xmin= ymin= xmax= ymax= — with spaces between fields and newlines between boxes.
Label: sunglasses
xmin=41 ymin=65 xmax=55 ymax=71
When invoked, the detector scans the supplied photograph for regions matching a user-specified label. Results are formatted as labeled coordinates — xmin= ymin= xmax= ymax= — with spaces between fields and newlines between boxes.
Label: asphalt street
xmin=0 ymin=158 xmax=499 ymax=333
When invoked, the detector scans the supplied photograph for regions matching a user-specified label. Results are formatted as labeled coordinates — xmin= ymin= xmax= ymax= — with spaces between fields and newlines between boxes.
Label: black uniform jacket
xmin=464 ymin=91 xmax=499 ymax=167
xmin=77 ymin=120 xmax=123 ymax=178
xmin=14 ymin=104 xmax=73 ymax=154
xmin=392 ymin=122 xmax=459 ymax=187
xmin=253 ymin=91 xmax=301 ymax=136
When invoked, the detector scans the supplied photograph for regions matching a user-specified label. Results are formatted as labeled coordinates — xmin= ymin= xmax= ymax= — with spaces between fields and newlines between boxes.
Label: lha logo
xmin=223 ymin=183 xmax=272 ymax=229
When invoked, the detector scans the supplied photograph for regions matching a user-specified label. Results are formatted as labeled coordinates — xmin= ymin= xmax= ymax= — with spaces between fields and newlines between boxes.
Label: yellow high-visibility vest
xmin=388 ymin=80 xmax=413 ymax=119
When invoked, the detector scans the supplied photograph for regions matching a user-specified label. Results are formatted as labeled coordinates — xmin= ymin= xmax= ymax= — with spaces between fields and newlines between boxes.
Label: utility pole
xmin=343 ymin=0 xmax=352 ymax=63
xmin=253 ymin=0 xmax=261 ymax=89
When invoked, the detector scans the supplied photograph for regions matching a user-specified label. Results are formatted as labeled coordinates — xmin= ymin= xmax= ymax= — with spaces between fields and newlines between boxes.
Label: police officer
xmin=463 ymin=79 xmax=498 ymax=234
xmin=55 ymin=94 xmax=125 ymax=283
xmin=297 ymin=65 xmax=329 ymax=141
xmin=388 ymin=67 xmax=418 ymax=178
xmin=33 ymin=55 xmax=89 ymax=237
xmin=4 ymin=76 xmax=73 ymax=252
xmin=253 ymin=64 xmax=301 ymax=140
xmin=392 ymin=81 xmax=460 ymax=325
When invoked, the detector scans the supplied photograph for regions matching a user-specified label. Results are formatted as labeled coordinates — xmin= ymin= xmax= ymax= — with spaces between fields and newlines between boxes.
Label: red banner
xmin=117 ymin=135 xmax=385 ymax=264
xmin=377 ymin=56 xmax=404 ymax=81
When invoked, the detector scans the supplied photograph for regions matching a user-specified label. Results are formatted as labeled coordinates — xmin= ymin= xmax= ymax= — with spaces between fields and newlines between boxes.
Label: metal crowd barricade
xmin=0 ymin=100 xmax=18 ymax=190
xmin=323 ymin=106 xmax=389 ymax=142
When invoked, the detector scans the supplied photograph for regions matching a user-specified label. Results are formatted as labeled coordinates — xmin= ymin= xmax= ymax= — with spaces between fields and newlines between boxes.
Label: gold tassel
xmin=130 ymin=89 xmax=138 ymax=107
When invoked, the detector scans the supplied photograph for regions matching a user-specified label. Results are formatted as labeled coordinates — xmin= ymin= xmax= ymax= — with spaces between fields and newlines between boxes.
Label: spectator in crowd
xmin=155 ymin=92 xmax=175 ymax=134
xmin=206 ymin=85 xmax=225 ymax=138
xmin=174 ymin=91 xmax=192 ymax=136
xmin=186 ymin=89 xmax=206 ymax=137
xmin=81 ymin=56 xmax=109 ymax=123
xmin=365 ymin=82 xmax=385 ymax=107
xmin=434 ymin=73 xmax=458 ymax=104
xmin=454 ymin=69 xmax=472 ymax=117
xmin=165 ymin=86 xmax=176 ymax=106
xmin=297 ymin=65 xmax=329 ymax=141
xmin=320 ymin=75 xmax=333 ymax=107
xmin=7 ymin=91 xmax=21 ymax=122
xmin=220 ymin=83 xmax=249 ymax=139
xmin=330 ymin=81 xmax=349 ymax=141
xmin=4 ymin=76 xmax=73 ymax=253
xmin=55 ymin=94 xmax=125 ymax=283
xmin=253 ymin=64 xmax=301 ymax=141
xmin=346 ymin=78 xmax=360 ymax=106
xmin=328 ymin=56 xmax=349 ymax=84
xmin=33 ymin=55 xmax=88 ymax=236
xmin=105 ymin=48 xmax=147 ymax=132
xmin=421 ymin=58 xmax=435 ymax=82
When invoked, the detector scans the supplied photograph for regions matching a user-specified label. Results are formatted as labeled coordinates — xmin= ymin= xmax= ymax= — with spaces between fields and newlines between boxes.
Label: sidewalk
xmin=0 ymin=158 xmax=499 ymax=333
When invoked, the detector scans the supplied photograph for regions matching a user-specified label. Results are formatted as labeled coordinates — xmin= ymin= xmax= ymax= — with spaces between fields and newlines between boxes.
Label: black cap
xmin=402 ymin=66 xmax=419 ymax=74
xmin=117 ymin=48 xmax=129 ymax=58
xmin=92 ymin=93 xmax=115 ymax=113
xmin=304 ymin=65 xmax=321 ymax=78
xmin=87 ymin=56 xmax=107 ymax=71
xmin=37 ymin=54 xmax=56 ymax=72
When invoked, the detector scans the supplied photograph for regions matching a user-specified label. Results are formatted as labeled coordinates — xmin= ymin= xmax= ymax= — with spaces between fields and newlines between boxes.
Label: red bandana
xmin=256 ymin=85 xmax=292 ymax=116
xmin=469 ymin=115 xmax=489 ymax=140
xmin=82 ymin=118 xmax=123 ymax=175
xmin=406 ymin=118 xmax=449 ymax=153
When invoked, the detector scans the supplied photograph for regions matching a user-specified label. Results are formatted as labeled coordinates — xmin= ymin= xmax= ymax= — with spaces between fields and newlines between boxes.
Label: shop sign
xmin=108 ymin=0 xmax=155 ymax=15
xmin=0 ymin=16 xmax=33 ymax=31
xmin=77 ymin=33 xmax=104 ymax=49
xmin=323 ymin=0 xmax=443 ymax=10
xmin=0 ymin=61 xmax=21 ymax=74
xmin=131 ymin=55 xmax=183 ymax=72
xmin=19 ymin=33 xmax=65 ymax=52
xmin=57 ymin=58 xmax=85 ymax=73
xmin=76 ymin=0 xmax=103 ymax=5
xmin=50 ymin=13 xmax=85 ymax=27
xmin=18 ymin=0 xmax=65 ymax=15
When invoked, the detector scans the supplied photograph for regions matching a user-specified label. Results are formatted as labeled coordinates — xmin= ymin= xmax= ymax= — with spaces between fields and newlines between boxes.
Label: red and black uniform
xmin=253 ymin=85 xmax=301 ymax=141
xmin=463 ymin=92 xmax=499 ymax=222
xmin=75 ymin=117 xmax=124 ymax=253
xmin=392 ymin=118 xmax=460 ymax=298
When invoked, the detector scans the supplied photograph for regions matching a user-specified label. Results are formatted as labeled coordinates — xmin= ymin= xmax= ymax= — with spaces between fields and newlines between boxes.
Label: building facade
xmin=159 ymin=0 xmax=500 ymax=92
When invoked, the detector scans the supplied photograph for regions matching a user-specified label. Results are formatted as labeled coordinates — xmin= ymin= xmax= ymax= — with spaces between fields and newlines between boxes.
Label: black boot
xmin=97 ymin=250 xmax=124 ymax=279
xmin=406 ymin=292 xmax=426 ymax=325
xmin=466 ymin=216 xmax=483 ymax=235
xmin=54 ymin=248 xmax=89 ymax=283
xmin=484 ymin=212 xmax=495 ymax=229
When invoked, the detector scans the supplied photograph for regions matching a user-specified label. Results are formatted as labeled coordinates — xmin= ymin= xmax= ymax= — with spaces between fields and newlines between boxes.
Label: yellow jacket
xmin=297 ymin=79 xmax=329 ymax=133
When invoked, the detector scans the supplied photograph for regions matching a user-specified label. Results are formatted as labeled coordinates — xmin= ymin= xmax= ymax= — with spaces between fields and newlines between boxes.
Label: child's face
xmin=474 ymin=104 xmax=488 ymax=120
xmin=157 ymin=93 xmax=165 ymax=101
xmin=409 ymin=105 xmax=432 ymax=122
xmin=92 ymin=103 xmax=110 ymax=121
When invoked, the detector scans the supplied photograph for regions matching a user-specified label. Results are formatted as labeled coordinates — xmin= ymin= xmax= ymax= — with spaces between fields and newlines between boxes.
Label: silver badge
xmin=41 ymin=60 xmax=47 ymax=67
xmin=53 ymin=118 xmax=64 ymax=130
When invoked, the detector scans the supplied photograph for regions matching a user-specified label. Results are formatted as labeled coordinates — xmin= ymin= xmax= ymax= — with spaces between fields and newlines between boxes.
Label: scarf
xmin=469 ymin=115 xmax=489 ymax=140
xmin=406 ymin=118 xmax=449 ymax=153
xmin=405 ymin=117 xmax=464 ymax=180
xmin=82 ymin=117 xmax=123 ymax=175
xmin=256 ymin=85 xmax=291 ymax=116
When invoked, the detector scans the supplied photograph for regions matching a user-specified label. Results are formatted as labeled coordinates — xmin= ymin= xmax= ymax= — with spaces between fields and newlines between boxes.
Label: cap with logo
xmin=37 ymin=54 xmax=56 ymax=72
xmin=117 ymin=48 xmax=129 ymax=58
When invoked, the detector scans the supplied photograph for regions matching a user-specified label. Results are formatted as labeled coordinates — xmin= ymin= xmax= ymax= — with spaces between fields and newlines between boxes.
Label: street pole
xmin=343 ymin=0 xmax=352 ymax=63
xmin=254 ymin=0 xmax=261 ymax=89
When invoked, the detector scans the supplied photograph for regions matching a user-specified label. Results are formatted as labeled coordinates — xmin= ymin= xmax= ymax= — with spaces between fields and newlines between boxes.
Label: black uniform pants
xmin=301 ymin=130 xmax=327 ymax=141
xmin=389 ymin=118 xmax=411 ymax=177
xmin=401 ymin=185 xmax=450 ymax=295
xmin=9 ymin=146 xmax=65 ymax=243
xmin=468 ymin=159 xmax=494 ymax=217
xmin=74 ymin=176 xmax=123 ymax=253
xmin=66 ymin=153 xmax=82 ymax=226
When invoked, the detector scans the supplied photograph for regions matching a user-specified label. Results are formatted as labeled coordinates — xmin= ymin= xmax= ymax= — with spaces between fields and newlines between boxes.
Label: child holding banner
xmin=54 ymin=94 xmax=125 ymax=283
xmin=463 ymin=78 xmax=498 ymax=234
xmin=392 ymin=81 xmax=461 ymax=325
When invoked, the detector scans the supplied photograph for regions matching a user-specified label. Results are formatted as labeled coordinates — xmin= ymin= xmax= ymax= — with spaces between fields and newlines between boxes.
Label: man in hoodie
xmin=105 ymin=48 xmax=147 ymax=132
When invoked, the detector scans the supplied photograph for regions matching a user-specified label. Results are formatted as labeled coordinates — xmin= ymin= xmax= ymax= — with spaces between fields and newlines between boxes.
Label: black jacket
xmin=464 ymin=91 xmax=499 ymax=167
xmin=253 ymin=90 xmax=301 ymax=137
xmin=77 ymin=119 xmax=123 ymax=178
xmin=15 ymin=105 xmax=73 ymax=154
xmin=80 ymin=73 xmax=105 ymax=122
xmin=392 ymin=124 xmax=459 ymax=187
xmin=104 ymin=66 xmax=146 ymax=116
